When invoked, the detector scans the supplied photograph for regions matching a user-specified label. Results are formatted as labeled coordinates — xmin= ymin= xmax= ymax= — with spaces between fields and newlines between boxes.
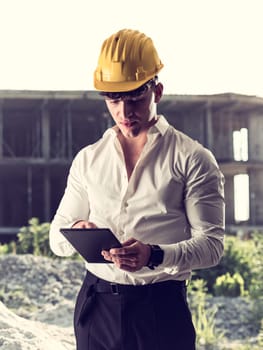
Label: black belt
xmin=77 ymin=272 xmax=186 ymax=326
xmin=93 ymin=278 xmax=186 ymax=296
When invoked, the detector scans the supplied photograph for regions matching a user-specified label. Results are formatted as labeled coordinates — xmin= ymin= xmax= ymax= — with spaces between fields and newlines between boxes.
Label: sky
xmin=0 ymin=0 xmax=262 ymax=97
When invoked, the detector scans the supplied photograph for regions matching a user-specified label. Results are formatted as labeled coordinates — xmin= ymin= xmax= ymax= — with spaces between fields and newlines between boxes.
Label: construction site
xmin=1 ymin=90 xmax=263 ymax=239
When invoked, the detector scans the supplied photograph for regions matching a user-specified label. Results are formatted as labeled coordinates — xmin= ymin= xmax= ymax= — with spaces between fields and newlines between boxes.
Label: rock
xmin=0 ymin=254 xmax=260 ymax=349
xmin=0 ymin=301 xmax=75 ymax=350
xmin=208 ymin=296 xmax=257 ymax=340
xmin=0 ymin=254 xmax=85 ymax=322
xmin=0 ymin=254 xmax=84 ymax=350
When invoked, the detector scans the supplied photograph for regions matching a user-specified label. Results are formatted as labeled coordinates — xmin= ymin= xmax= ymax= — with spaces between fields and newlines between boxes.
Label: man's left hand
xmin=101 ymin=238 xmax=151 ymax=272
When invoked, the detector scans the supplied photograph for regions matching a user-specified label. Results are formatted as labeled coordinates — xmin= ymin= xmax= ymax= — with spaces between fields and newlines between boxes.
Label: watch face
xmin=150 ymin=245 xmax=164 ymax=267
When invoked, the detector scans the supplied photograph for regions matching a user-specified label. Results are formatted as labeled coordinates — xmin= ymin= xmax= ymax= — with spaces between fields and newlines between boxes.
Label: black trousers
xmin=74 ymin=271 xmax=196 ymax=350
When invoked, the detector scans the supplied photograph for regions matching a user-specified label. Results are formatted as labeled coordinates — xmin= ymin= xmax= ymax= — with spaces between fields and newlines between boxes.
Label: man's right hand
xmin=72 ymin=220 xmax=97 ymax=228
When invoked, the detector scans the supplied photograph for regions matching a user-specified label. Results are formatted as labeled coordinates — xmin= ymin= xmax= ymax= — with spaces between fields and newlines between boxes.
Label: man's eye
xmin=130 ymin=97 xmax=145 ymax=103
xmin=109 ymin=99 xmax=121 ymax=104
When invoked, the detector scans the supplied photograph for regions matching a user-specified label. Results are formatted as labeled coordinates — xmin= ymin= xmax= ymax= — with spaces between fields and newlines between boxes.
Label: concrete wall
xmin=1 ymin=92 xmax=263 ymax=236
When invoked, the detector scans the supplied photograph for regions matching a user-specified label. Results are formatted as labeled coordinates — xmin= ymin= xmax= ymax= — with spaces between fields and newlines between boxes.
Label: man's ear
xmin=154 ymin=83 xmax=163 ymax=103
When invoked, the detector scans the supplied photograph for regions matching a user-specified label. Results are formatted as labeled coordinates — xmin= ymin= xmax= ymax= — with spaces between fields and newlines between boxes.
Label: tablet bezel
xmin=60 ymin=227 xmax=122 ymax=263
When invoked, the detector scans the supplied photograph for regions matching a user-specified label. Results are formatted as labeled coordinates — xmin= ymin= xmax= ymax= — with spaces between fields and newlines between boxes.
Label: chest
xmin=84 ymin=145 xmax=185 ymax=213
xmin=122 ymin=146 xmax=143 ymax=179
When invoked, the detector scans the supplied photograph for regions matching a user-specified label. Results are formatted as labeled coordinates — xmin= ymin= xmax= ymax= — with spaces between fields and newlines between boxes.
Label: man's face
xmin=104 ymin=82 xmax=163 ymax=138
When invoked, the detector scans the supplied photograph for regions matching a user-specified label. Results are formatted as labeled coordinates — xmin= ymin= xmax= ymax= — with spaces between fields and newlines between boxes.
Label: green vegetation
xmin=188 ymin=279 xmax=224 ymax=349
xmin=17 ymin=217 xmax=53 ymax=256
xmin=0 ymin=217 xmax=80 ymax=259
xmin=214 ymin=272 xmax=246 ymax=297
xmin=0 ymin=218 xmax=54 ymax=256
xmin=192 ymin=232 xmax=263 ymax=349
xmin=194 ymin=235 xmax=255 ymax=294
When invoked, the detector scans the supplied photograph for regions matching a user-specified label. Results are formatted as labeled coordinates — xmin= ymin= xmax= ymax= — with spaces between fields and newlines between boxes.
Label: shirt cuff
xmin=159 ymin=244 xmax=176 ymax=267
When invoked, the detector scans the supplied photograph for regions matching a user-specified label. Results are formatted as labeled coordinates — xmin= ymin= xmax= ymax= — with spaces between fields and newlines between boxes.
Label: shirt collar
xmin=149 ymin=115 xmax=169 ymax=136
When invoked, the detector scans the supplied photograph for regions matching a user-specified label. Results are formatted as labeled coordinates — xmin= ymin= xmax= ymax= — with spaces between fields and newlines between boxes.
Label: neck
xmin=118 ymin=130 xmax=147 ymax=148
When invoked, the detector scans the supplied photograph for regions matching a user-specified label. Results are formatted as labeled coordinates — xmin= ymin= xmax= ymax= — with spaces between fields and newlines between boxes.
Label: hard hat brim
xmin=94 ymin=76 xmax=156 ymax=93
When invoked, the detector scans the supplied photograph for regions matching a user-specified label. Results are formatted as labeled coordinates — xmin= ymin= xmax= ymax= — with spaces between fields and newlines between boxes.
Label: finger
xmin=112 ymin=255 xmax=139 ymax=268
xmin=115 ymin=262 xmax=140 ymax=272
xmin=72 ymin=221 xmax=97 ymax=228
xmin=109 ymin=246 xmax=137 ymax=256
xmin=86 ymin=222 xmax=97 ymax=228
xmin=121 ymin=237 xmax=137 ymax=246
xmin=101 ymin=250 xmax=113 ymax=262
xmin=72 ymin=221 xmax=86 ymax=228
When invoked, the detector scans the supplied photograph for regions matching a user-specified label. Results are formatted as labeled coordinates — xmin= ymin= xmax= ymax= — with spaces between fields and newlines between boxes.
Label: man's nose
xmin=120 ymin=100 xmax=133 ymax=118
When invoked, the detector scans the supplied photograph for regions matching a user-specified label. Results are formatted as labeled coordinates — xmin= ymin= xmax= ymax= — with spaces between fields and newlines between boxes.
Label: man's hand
xmin=101 ymin=238 xmax=151 ymax=272
xmin=72 ymin=220 xmax=97 ymax=228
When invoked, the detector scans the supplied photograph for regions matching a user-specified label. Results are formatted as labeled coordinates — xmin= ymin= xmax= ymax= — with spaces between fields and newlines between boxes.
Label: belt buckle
xmin=110 ymin=283 xmax=119 ymax=295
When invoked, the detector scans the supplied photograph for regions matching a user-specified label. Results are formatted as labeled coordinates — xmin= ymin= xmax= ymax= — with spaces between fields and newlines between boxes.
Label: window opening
xmin=234 ymin=174 xmax=250 ymax=222
xmin=233 ymin=128 xmax=248 ymax=161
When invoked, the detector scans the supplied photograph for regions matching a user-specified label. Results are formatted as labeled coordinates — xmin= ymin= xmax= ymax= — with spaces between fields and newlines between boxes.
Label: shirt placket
xmin=114 ymin=133 xmax=159 ymax=241
xmin=113 ymin=138 xmax=129 ymax=240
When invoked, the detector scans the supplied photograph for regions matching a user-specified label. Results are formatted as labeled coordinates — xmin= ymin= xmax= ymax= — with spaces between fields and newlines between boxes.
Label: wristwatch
xmin=147 ymin=244 xmax=164 ymax=270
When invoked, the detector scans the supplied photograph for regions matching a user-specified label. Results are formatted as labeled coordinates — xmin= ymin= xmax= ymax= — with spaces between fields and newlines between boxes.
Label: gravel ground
xmin=0 ymin=254 xmax=260 ymax=349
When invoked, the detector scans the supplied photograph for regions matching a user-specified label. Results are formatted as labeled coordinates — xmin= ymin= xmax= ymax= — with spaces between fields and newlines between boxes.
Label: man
xmin=49 ymin=28 xmax=225 ymax=350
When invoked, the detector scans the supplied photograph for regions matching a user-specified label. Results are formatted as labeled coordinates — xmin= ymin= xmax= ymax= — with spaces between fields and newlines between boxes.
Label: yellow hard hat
xmin=94 ymin=29 xmax=164 ymax=92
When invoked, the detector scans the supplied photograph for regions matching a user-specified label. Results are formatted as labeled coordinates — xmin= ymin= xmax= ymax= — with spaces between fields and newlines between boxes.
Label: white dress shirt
xmin=49 ymin=115 xmax=225 ymax=285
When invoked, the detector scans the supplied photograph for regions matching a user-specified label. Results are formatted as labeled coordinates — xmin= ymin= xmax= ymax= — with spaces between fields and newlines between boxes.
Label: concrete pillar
xmin=66 ymin=102 xmax=72 ymax=159
xmin=0 ymin=175 xmax=3 ymax=225
xmin=41 ymin=100 xmax=50 ymax=159
xmin=204 ymin=102 xmax=213 ymax=150
xmin=43 ymin=166 xmax=51 ymax=221
xmin=27 ymin=166 xmax=32 ymax=220
xmin=0 ymin=101 xmax=3 ymax=224
xmin=0 ymin=100 xmax=3 ymax=158
xmin=41 ymin=100 xmax=52 ymax=221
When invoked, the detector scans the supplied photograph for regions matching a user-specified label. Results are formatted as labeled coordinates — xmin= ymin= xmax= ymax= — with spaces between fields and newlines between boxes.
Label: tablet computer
xmin=60 ymin=228 xmax=122 ymax=263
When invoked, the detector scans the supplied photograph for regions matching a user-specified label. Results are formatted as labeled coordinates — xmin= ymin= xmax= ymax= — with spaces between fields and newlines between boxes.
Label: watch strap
xmin=147 ymin=244 xmax=164 ymax=270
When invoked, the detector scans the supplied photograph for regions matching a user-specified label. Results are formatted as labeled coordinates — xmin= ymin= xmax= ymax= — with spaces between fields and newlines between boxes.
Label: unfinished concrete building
xmin=0 ymin=90 xmax=263 ymax=239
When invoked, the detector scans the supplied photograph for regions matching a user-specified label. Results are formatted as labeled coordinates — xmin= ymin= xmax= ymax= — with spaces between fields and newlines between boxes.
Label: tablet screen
xmin=60 ymin=228 xmax=122 ymax=263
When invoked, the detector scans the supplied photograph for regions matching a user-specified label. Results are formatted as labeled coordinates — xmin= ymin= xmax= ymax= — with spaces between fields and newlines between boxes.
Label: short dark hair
xmin=100 ymin=76 xmax=158 ymax=100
